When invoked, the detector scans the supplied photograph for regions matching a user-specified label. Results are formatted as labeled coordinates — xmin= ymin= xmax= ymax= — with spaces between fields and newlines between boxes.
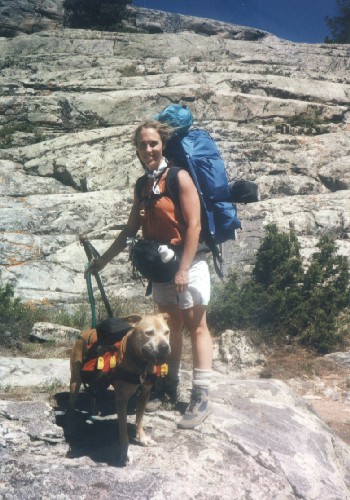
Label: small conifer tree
xmin=63 ymin=0 xmax=131 ymax=29
xmin=208 ymin=225 xmax=350 ymax=353
xmin=297 ymin=236 xmax=350 ymax=352
xmin=325 ymin=0 xmax=350 ymax=43
xmin=249 ymin=224 xmax=304 ymax=333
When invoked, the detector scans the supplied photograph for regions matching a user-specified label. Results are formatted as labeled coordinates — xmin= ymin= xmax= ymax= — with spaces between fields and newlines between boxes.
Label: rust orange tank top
xmin=139 ymin=171 xmax=186 ymax=246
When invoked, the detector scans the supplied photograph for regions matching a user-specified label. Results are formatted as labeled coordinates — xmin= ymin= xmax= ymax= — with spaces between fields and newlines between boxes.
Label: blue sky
xmin=132 ymin=0 xmax=339 ymax=43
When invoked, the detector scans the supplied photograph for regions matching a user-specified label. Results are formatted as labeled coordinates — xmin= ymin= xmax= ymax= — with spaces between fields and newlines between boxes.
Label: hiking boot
xmin=177 ymin=387 xmax=212 ymax=429
xmin=145 ymin=377 xmax=178 ymax=413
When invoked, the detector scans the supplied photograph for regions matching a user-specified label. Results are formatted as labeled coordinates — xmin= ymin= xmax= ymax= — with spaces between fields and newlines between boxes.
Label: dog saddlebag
xmin=81 ymin=341 xmax=120 ymax=392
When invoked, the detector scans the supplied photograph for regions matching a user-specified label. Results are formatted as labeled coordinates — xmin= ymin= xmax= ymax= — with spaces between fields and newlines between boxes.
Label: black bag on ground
xmin=130 ymin=240 xmax=180 ymax=283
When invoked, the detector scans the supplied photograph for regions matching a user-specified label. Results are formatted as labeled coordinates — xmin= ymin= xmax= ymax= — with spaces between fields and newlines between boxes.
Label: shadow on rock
xmin=52 ymin=389 xmax=137 ymax=467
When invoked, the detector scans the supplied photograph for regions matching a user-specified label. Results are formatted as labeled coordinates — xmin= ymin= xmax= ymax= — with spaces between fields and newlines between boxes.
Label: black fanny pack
xmin=130 ymin=240 xmax=181 ymax=283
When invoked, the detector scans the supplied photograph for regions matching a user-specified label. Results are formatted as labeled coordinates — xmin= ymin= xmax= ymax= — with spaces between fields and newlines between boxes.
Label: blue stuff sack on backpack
xmin=154 ymin=104 xmax=193 ymax=135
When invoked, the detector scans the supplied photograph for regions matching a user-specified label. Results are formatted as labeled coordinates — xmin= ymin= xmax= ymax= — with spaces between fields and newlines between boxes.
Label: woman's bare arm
xmin=91 ymin=189 xmax=141 ymax=272
xmin=175 ymin=169 xmax=201 ymax=292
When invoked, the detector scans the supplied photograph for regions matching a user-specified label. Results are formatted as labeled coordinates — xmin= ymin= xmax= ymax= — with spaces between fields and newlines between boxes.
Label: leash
xmin=84 ymin=265 xmax=97 ymax=328
xmin=80 ymin=234 xmax=114 ymax=324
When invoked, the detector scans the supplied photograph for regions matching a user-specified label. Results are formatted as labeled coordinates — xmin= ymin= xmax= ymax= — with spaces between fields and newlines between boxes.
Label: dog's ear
xmin=120 ymin=314 xmax=142 ymax=326
xmin=161 ymin=313 xmax=171 ymax=324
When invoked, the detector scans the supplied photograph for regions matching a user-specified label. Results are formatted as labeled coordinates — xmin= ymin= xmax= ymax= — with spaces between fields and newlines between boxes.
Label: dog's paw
xmin=118 ymin=449 xmax=133 ymax=467
xmin=126 ymin=450 xmax=134 ymax=465
xmin=136 ymin=433 xmax=156 ymax=447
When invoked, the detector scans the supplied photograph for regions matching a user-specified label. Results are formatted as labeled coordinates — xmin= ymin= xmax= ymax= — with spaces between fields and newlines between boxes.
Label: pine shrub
xmin=297 ymin=236 xmax=350 ymax=352
xmin=63 ymin=0 xmax=131 ymax=30
xmin=0 ymin=284 xmax=36 ymax=348
xmin=208 ymin=225 xmax=350 ymax=353
xmin=207 ymin=272 xmax=245 ymax=332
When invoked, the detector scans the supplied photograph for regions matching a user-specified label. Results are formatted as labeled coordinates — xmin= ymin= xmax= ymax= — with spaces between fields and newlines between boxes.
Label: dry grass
xmin=0 ymin=342 xmax=73 ymax=359
xmin=263 ymin=345 xmax=345 ymax=380
xmin=262 ymin=341 xmax=350 ymax=446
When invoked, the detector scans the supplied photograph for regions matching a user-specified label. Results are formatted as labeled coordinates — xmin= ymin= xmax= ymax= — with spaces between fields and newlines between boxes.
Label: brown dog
xmin=66 ymin=313 xmax=171 ymax=465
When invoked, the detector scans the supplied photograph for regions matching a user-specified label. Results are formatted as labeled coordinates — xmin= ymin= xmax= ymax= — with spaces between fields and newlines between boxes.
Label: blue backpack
xmin=153 ymin=105 xmax=240 ymax=276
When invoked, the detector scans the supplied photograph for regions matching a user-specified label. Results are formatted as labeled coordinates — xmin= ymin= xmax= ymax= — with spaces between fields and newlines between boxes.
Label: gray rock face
xmin=0 ymin=0 xmax=64 ymax=37
xmin=0 ymin=4 xmax=349 ymax=308
xmin=132 ymin=6 xmax=268 ymax=40
xmin=1 ymin=367 xmax=350 ymax=499
xmin=0 ymin=357 xmax=69 ymax=388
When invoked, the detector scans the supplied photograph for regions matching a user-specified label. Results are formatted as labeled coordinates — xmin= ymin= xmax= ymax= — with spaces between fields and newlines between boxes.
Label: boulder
xmin=213 ymin=329 xmax=266 ymax=374
xmin=325 ymin=351 xmax=350 ymax=368
xmin=29 ymin=322 xmax=80 ymax=344
xmin=0 ymin=357 xmax=69 ymax=389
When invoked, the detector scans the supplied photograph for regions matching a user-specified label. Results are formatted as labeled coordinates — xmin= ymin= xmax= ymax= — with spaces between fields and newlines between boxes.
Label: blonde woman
xmin=90 ymin=120 xmax=212 ymax=429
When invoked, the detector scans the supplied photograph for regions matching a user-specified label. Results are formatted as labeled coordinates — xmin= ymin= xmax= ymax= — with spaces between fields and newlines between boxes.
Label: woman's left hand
xmin=174 ymin=268 xmax=189 ymax=294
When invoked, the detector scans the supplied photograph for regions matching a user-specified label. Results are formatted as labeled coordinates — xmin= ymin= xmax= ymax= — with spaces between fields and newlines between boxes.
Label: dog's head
xmin=127 ymin=313 xmax=171 ymax=364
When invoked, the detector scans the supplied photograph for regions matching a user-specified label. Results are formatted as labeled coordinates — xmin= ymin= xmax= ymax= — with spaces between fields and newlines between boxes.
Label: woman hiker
xmin=89 ymin=120 xmax=213 ymax=429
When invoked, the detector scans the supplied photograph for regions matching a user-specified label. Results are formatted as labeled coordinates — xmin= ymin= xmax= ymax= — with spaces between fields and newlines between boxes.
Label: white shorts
xmin=152 ymin=258 xmax=210 ymax=309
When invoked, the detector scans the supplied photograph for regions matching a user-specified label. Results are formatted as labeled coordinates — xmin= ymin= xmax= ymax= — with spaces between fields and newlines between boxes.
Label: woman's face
xmin=136 ymin=127 xmax=164 ymax=171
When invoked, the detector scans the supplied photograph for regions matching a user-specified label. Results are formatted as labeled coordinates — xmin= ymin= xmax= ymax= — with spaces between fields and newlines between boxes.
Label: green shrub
xmin=208 ymin=225 xmax=350 ymax=353
xmin=207 ymin=272 xmax=244 ymax=332
xmin=120 ymin=64 xmax=139 ymax=77
xmin=0 ymin=122 xmax=44 ymax=149
xmin=0 ymin=284 xmax=88 ymax=349
xmin=251 ymin=224 xmax=304 ymax=334
xmin=286 ymin=114 xmax=322 ymax=128
xmin=48 ymin=306 xmax=91 ymax=330
xmin=325 ymin=0 xmax=350 ymax=44
xmin=63 ymin=0 xmax=131 ymax=30
xmin=297 ymin=236 xmax=349 ymax=352
xmin=252 ymin=225 xmax=303 ymax=289
xmin=0 ymin=284 xmax=39 ymax=348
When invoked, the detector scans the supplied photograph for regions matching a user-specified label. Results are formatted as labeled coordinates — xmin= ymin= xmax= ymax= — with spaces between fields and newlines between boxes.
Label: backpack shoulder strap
xmin=165 ymin=167 xmax=181 ymax=205
xmin=136 ymin=168 xmax=177 ymax=202
xmin=135 ymin=174 xmax=148 ymax=201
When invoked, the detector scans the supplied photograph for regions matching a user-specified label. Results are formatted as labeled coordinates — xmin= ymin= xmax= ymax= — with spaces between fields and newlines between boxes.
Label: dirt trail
xmin=264 ymin=346 xmax=350 ymax=445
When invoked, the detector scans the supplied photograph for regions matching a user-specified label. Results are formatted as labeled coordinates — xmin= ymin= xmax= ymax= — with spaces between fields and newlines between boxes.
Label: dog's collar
xmin=115 ymin=338 xmax=153 ymax=386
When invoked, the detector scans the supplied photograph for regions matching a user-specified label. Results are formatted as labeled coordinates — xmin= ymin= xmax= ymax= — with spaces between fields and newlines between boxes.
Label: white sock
xmin=192 ymin=368 xmax=212 ymax=389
